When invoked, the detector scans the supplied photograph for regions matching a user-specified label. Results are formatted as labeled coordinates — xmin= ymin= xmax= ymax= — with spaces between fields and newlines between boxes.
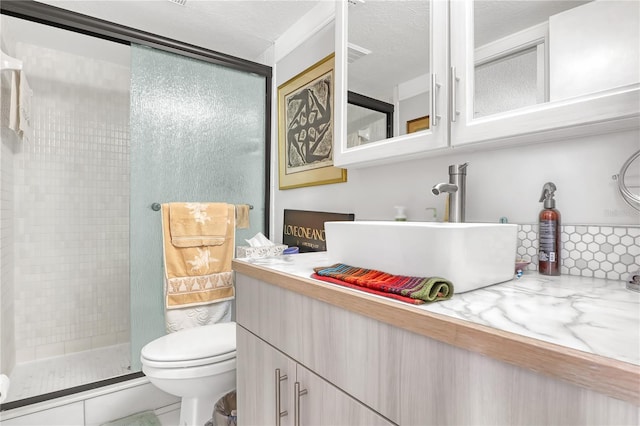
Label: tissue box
xmin=236 ymin=244 xmax=287 ymax=258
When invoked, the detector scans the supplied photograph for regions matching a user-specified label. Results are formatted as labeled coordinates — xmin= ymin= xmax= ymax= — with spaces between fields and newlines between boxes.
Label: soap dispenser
xmin=538 ymin=182 xmax=561 ymax=276
xmin=394 ymin=206 xmax=407 ymax=221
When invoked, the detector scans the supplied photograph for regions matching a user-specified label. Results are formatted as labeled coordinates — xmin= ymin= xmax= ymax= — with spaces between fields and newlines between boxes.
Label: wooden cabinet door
xmin=237 ymin=325 xmax=297 ymax=426
xmin=295 ymin=363 xmax=396 ymax=426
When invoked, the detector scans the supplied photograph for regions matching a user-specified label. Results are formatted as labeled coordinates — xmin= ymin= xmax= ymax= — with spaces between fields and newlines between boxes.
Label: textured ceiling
xmin=36 ymin=0 xmax=321 ymax=62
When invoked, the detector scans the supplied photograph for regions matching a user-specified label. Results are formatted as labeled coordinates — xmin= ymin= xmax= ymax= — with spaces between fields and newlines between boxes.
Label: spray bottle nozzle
xmin=539 ymin=182 xmax=557 ymax=208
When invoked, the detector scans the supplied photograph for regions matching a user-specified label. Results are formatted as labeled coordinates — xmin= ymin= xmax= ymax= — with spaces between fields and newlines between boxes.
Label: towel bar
xmin=150 ymin=203 xmax=253 ymax=211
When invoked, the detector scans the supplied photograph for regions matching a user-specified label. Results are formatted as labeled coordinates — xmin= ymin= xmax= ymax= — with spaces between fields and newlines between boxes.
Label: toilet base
xmin=179 ymin=395 xmax=217 ymax=426
xmin=175 ymin=369 xmax=236 ymax=426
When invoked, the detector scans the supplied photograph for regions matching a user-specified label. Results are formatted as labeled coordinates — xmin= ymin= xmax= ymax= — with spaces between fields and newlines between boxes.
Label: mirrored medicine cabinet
xmin=334 ymin=0 xmax=640 ymax=168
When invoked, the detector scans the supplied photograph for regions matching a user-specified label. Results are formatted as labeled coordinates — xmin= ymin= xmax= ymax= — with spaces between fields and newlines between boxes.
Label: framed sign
xmin=283 ymin=209 xmax=355 ymax=253
xmin=278 ymin=53 xmax=347 ymax=189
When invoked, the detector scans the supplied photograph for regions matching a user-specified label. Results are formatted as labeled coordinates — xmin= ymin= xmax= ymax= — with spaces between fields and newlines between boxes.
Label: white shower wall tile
xmin=1 ymin=128 xmax=18 ymax=374
xmin=12 ymin=41 xmax=131 ymax=363
xmin=517 ymin=224 xmax=639 ymax=280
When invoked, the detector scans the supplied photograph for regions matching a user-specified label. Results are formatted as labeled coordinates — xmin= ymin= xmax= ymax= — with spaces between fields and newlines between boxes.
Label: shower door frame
xmin=0 ymin=0 xmax=272 ymax=411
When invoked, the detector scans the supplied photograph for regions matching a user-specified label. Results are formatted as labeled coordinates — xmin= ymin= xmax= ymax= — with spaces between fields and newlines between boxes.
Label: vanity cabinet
xmin=234 ymin=267 xmax=639 ymax=426
xmin=235 ymin=273 xmax=402 ymax=424
xmin=237 ymin=326 xmax=395 ymax=426
xmin=334 ymin=0 xmax=640 ymax=168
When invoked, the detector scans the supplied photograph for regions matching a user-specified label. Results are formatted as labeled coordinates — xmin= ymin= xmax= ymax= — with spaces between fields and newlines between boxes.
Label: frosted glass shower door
xmin=129 ymin=45 xmax=267 ymax=371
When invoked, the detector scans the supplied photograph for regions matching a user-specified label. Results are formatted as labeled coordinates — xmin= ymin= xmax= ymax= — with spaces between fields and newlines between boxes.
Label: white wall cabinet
xmin=448 ymin=0 xmax=640 ymax=148
xmin=333 ymin=0 xmax=450 ymax=168
xmin=237 ymin=326 xmax=395 ymax=426
xmin=334 ymin=0 xmax=640 ymax=168
xmin=235 ymin=271 xmax=639 ymax=426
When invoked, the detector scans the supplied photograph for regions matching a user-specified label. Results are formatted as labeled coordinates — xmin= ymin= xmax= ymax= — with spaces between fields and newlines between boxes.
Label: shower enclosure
xmin=1 ymin=3 xmax=269 ymax=409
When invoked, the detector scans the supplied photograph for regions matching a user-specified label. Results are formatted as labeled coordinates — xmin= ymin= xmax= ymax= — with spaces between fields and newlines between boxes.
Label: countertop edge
xmin=232 ymin=259 xmax=640 ymax=405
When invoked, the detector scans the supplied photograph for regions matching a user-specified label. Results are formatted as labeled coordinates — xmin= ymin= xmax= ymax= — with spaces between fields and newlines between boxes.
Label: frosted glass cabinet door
xmin=450 ymin=0 xmax=640 ymax=147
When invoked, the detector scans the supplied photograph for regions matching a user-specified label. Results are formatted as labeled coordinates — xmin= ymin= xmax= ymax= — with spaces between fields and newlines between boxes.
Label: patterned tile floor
xmin=6 ymin=343 xmax=131 ymax=403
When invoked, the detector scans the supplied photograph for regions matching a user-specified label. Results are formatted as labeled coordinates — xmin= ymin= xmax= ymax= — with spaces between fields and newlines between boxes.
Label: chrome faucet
xmin=431 ymin=162 xmax=468 ymax=223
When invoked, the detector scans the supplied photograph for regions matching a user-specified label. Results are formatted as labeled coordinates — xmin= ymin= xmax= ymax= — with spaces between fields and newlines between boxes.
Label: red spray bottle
xmin=538 ymin=182 xmax=561 ymax=276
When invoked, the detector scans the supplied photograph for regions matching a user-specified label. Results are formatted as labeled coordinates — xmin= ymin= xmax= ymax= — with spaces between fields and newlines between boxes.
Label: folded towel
xmin=8 ymin=70 xmax=33 ymax=143
xmin=169 ymin=202 xmax=229 ymax=248
xmin=161 ymin=203 xmax=235 ymax=309
xmin=312 ymin=264 xmax=453 ymax=304
xmin=8 ymin=71 xmax=19 ymax=132
xmin=18 ymin=71 xmax=32 ymax=143
xmin=235 ymin=204 xmax=250 ymax=229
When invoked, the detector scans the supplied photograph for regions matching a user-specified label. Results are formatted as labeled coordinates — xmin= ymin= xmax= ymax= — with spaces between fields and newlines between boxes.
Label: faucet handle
xmin=449 ymin=162 xmax=469 ymax=175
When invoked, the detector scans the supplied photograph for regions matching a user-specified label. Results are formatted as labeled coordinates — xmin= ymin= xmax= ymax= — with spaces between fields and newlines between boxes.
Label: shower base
xmin=5 ymin=343 xmax=131 ymax=403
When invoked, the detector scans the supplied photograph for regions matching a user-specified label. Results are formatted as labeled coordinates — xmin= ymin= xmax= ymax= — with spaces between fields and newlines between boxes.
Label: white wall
xmin=272 ymin=23 xmax=640 ymax=244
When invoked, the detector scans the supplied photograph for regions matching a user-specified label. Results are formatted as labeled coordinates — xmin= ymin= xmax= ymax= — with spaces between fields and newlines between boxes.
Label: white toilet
xmin=140 ymin=322 xmax=236 ymax=426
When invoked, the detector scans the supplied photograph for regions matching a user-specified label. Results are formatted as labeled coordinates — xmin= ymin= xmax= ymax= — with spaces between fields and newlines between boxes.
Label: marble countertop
xmin=235 ymin=252 xmax=640 ymax=367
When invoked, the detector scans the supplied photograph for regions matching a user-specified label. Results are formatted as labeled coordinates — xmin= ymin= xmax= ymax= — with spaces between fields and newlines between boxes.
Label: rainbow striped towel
xmin=312 ymin=264 xmax=453 ymax=305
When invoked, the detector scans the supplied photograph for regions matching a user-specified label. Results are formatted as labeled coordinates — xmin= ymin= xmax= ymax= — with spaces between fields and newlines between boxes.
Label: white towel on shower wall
xmin=165 ymin=299 xmax=232 ymax=333
xmin=18 ymin=71 xmax=33 ymax=143
xmin=8 ymin=70 xmax=33 ymax=143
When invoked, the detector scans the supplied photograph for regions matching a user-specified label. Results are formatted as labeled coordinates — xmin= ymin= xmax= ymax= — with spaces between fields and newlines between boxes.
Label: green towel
xmin=100 ymin=411 xmax=161 ymax=426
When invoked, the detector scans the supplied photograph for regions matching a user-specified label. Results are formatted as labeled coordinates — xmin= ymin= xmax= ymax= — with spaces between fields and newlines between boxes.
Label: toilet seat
xmin=141 ymin=322 xmax=236 ymax=369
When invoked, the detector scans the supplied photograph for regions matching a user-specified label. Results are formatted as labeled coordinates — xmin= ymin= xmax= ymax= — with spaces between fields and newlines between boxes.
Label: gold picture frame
xmin=278 ymin=53 xmax=347 ymax=190
xmin=407 ymin=115 xmax=430 ymax=134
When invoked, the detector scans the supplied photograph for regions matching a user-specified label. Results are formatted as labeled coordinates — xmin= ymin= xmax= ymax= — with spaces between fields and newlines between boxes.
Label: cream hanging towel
xmin=169 ymin=202 xmax=229 ymax=248
xmin=161 ymin=203 xmax=235 ymax=309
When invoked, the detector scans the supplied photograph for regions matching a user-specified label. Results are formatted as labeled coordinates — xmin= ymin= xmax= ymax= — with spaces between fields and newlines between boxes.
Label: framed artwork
xmin=278 ymin=53 xmax=347 ymax=190
xmin=407 ymin=115 xmax=430 ymax=134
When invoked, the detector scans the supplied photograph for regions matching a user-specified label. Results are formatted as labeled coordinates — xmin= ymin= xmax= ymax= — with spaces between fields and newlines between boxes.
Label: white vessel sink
xmin=324 ymin=221 xmax=518 ymax=293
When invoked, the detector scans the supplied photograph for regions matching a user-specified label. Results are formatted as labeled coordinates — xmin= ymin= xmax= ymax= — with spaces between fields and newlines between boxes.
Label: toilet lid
xmin=141 ymin=322 xmax=236 ymax=364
